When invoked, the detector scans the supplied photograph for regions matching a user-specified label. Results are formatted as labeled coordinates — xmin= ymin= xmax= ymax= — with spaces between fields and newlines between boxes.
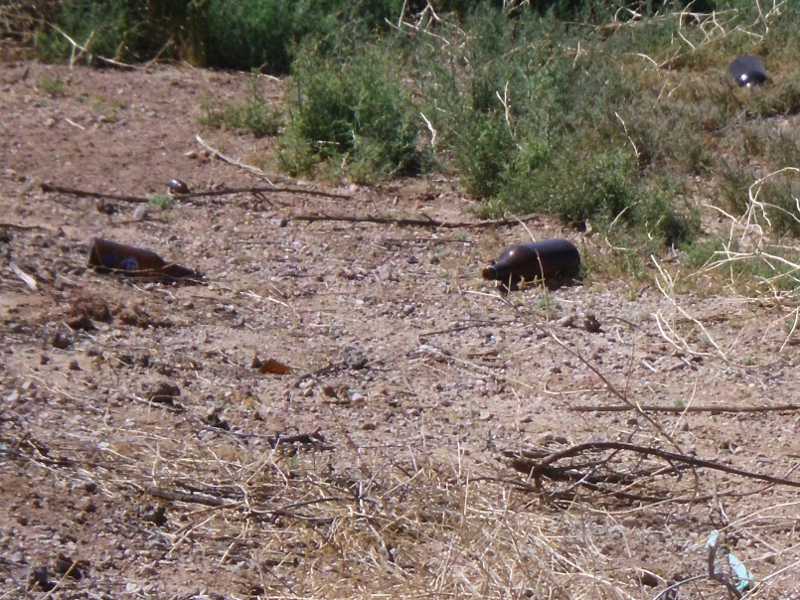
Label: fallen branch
xmin=141 ymin=485 xmax=237 ymax=508
xmin=569 ymin=403 xmax=800 ymax=413
xmin=266 ymin=430 xmax=331 ymax=449
xmin=183 ymin=185 xmax=351 ymax=201
xmin=41 ymin=182 xmax=351 ymax=204
xmin=41 ymin=182 xmax=150 ymax=204
xmin=508 ymin=441 xmax=800 ymax=489
xmin=292 ymin=211 xmax=542 ymax=229
xmin=0 ymin=222 xmax=54 ymax=232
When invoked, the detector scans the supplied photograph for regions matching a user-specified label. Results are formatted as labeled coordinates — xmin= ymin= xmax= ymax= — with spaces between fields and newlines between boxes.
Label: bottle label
xmin=120 ymin=257 xmax=139 ymax=271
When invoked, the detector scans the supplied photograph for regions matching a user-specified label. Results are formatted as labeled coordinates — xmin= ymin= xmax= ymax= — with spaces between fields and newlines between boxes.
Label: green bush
xmin=206 ymin=0 xmax=403 ymax=73
xmin=35 ymin=0 xmax=196 ymax=64
xmin=279 ymin=45 xmax=426 ymax=183
xmin=200 ymin=74 xmax=281 ymax=137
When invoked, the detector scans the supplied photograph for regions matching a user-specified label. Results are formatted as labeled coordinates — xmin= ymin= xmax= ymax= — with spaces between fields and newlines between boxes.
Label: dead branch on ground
xmin=568 ymin=403 xmax=800 ymax=414
xmin=266 ymin=429 xmax=332 ymax=450
xmin=40 ymin=182 xmax=351 ymax=203
xmin=41 ymin=182 xmax=151 ymax=203
xmin=292 ymin=211 xmax=542 ymax=229
xmin=503 ymin=441 xmax=800 ymax=505
xmin=184 ymin=186 xmax=350 ymax=201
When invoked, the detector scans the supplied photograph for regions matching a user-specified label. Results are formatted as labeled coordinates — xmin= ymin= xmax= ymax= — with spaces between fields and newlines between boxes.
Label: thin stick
xmin=0 ymin=223 xmax=54 ymax=232
xmin=141 ymin=485 xmax=237 ymax=508
xmin=292 ymin=212 xmax=542 ymax=229
xmin=195 ymin=134 xmax=274 ymax=182
xmin=41 ymin=183 xmax=150 ymax=204
xmin=47 ymin=22 xmax=138 ymax=70
xmin=10 ymin=262 xmax=37 ymax=291
xmin=568 ymin=403 xmax=800 ymax=413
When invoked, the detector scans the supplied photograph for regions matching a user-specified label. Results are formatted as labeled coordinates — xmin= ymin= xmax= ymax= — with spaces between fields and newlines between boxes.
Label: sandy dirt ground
xmin=1 ymin=62 xmax=799 ymax=599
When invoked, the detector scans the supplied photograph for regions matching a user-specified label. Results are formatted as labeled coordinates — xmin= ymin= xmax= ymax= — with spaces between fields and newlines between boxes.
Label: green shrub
xmin=200 ymin=74 xmax=281 ymax=137
xmin=279 ymin=45 xmax=426 ymax=183
xmin=35 ymin=0 xmax=195 ymax=64
xmin=206 ymin=0 xmax=403 ymax=73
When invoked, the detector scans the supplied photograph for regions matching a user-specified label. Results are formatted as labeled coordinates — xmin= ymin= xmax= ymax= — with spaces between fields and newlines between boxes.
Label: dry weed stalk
xmin=702 ymin=167 xmax=800 ymax=350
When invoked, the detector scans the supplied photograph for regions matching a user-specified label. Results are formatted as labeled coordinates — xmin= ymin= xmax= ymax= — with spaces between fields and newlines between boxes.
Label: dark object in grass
xmin=167 ymin=178 xmax=190 ymax=196
xmin=729 ymin=56 xmax=767 ymax=88
xmin=88 ymin=238 xmax=201 ymax=282
xmin=482 ymin=239 xmax=580 ymax=290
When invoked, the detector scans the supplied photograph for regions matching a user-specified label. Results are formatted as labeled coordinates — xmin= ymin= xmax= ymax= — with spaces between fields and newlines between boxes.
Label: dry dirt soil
xmin=1 ymin=62 xmax=800 ymax=600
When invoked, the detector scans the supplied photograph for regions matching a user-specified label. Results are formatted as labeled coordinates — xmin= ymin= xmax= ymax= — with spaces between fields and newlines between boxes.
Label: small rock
xmin=638 ymin=570 xmax=662 ymax=588
xmin=343 ymin=347 xmax=368 ymax=370
xmin=584 ymin=313 xmax=602 ymax=333
xmin=132 ymin=204 xmax=149 ymax=221
xmin=556 ymin=315 xmax=575 ymax=328
xmin=52 ymin=331 xmax=72 ymax=349
xmin=29 ymin=566 xmax=54 ymax=591
xmin=348 ymin=390 xmax=365 ymax=403
xmin=69 ymin=360 xmax=81 ymax=371
xmin=54 ymin=554 xmax=84 ymax=579
xmin=67 ymin=314 xmax=95 ymax=331
xmin=204 ymin=408 xmax=229 ymax=430
xmin=142 ymin=505 xmax=167 ymax=527
xmin=147 ymin=382 xmax=180 ymax=406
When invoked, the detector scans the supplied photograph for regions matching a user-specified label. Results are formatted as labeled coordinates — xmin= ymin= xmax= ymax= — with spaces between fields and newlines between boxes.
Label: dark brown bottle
xmin=482 ymin=239 xmax=580 ymax=289
xmin=88 ymin=238 xmax=198 ymax=281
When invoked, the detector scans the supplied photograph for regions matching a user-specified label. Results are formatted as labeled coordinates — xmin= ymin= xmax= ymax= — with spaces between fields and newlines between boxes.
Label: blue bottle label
xmin=120 ymin=257 xmax=139 ymax=271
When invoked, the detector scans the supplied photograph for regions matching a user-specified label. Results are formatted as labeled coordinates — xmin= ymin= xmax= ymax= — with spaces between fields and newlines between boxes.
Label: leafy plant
xmin=148 ymin=195 xmax=175 ymax=210
xmin=279 ymin=44 xmax=426 ymax=183
xmin=37 ymin=75 xmax=66 ymax=96
xmin=200 ymin=74 xmax=281 ymax=137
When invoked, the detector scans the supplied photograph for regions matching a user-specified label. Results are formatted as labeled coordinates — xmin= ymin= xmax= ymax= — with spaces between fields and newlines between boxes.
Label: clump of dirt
xmin=67 ymin=292 xmax=113 ymax=325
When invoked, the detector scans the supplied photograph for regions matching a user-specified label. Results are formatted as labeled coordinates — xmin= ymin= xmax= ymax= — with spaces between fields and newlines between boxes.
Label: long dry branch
xmin=40 ymin=182 xmax=351 ymax=203
xmin=292 ymin=211 xmax=542 ymax=229
xmin=569 ymin=403 xmax=800 ymax=414
xmin=41 ymin=182 xmax=150 ymax=203
xmin=183 ymin=185 xmax=351 ymax=201
xmin=510 ymin=441 xmax=800 ymax=488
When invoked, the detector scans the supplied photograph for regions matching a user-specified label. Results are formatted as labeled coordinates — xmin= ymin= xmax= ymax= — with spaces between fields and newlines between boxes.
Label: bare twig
xmin=9 ymin=262 xmax=37 ymax=291
xmin=0 ymin=222 xmax=53 ymax=232
xmin=141 ymin=485 xmax=237 ymax=508
xmin=47 ymin=22 xmax=138 ymax=70
xmin=195 ymin=134 xmax=274 ymax=182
